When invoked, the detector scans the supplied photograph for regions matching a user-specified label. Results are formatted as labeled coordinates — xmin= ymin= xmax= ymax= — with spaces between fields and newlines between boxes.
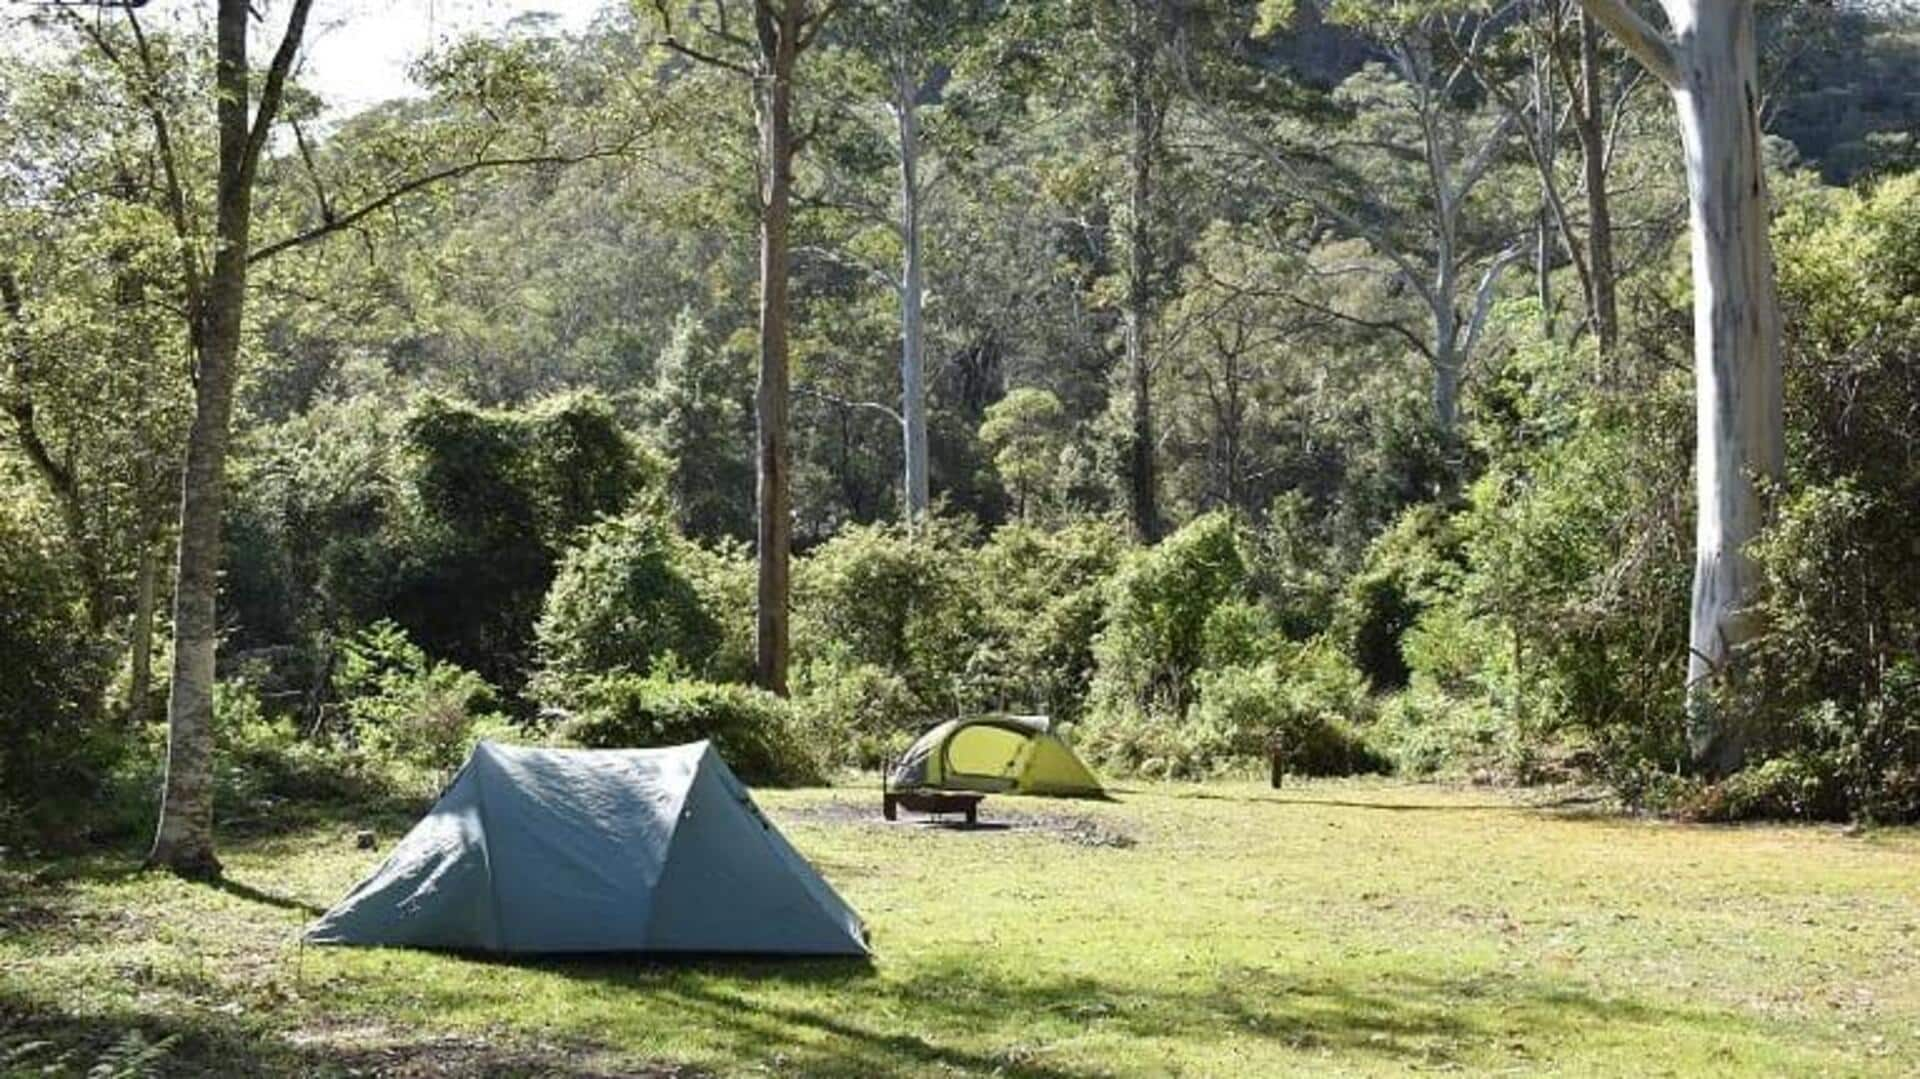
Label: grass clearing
xmin=3 ymin=779 xmax=1917 ymax=1076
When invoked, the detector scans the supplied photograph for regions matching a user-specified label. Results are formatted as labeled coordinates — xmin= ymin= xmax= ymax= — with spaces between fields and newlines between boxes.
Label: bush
xmin=792 ymin=516 xmax=984 ymax=723
xmin=1081 ymin=642 xmax=1387 ymax=780
xmin=1332 ymin=505 xmax=1463 ymax=693
xmin=1682 ymin=755 xmax=1849 ymax=823
xmin=533 ymin=508 xmax=724 ymax=693
xmin=1088 ymin=512 xmax=1255 ymax=724
xmin=333 ymin=619 xmax=507 ymax=774
xmin=1195 ymin=650 xmax=1389 ymax=777
xmin=0 ymin=498 xmax=112 ymax=842
xmin=559 ymin=673 xmax=823 ymax=786
xmin=1372 ymin=686 xmax=1508 ymax=779
xmin=971 ymin=520 xmax=1127 ymax=721
xmin=216 ymin=682 xmax=389 ymax=810
xmin=791 ymin=661 xmax=920 ymax=769
xmin=675 ymin=537 xmax=757 ymax=684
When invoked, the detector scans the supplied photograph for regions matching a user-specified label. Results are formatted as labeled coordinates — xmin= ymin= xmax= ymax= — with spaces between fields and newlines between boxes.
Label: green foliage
xmin=639 ymin=309 xmax=754 ymax=541
xmin=532 ymin=508 xmax=724 ymax=695
xmin=1333 ymin=504 xmax=1463 ymax=693
xmin=332 ymin=620 xmax=508 ymax=774
xmin=970 ymin=519 xmax=1128 ymax=721
xmin=1197 ymin=646 xmax=1389 ymax=777
xmin=792 ymin=661 xmax=920 ymax=770
xmin=979 ymin=388 xmax=1066 ymax=520
xmin=0 ymin=498 xmax=111 ymax=841
xmin=1088 ymin=512 xmax=1256 ymax=724
xmin=213 ymin=683 xmax=384 ymax=813
xmin=225 ymin=391 xmax=655 ymax=699
xmin=793 ymin=516 xmax=985 ymax=726
xmin=559 ymin=674 xmax=823 ymax=786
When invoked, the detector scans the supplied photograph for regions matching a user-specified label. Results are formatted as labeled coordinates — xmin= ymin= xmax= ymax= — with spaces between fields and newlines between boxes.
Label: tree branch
xmin=796 ymin=383 xmax=903 ymax=426
xmin=1575 ymin=0 xmax=1680 ymax=88
xmin=241 ymin=0 xmax=318 ymax=190
xmin=650 ymin=0 xmax=757 ymax=78
xmin=247 ymin=143 xmax=633 ymax=264
xmin=1460 ymin=243 xmax=1528 ymax=367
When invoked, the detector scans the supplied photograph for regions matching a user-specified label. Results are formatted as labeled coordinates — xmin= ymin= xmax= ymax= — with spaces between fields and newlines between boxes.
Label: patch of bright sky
xmin=302 ymin=0 xmax=603 ymax=116
xmin=3 ymin=1 xmax=604 ymax=120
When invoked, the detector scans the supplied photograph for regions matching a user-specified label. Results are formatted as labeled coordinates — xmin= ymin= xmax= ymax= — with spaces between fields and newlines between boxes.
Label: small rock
xmin=355 ymin=830 xmax=377 ymax=850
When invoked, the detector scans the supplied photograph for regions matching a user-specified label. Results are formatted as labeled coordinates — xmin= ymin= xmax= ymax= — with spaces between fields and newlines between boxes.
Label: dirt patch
xmin=782 ymin=800 xmax=1136 ymax=849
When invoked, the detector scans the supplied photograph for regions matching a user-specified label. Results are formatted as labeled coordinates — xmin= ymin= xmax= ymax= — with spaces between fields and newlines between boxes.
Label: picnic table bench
xmin=882 ymin=788 xmax=984 ymax=825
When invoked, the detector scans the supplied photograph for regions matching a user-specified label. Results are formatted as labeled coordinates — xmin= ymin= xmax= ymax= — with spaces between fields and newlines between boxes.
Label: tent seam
xmin=471 ymin=743 xmax=507 ymax=952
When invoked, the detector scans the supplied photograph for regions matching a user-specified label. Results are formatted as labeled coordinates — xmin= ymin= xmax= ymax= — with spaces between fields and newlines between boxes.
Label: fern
xmin=85 ymin=1030 xmax=178 ymax=1079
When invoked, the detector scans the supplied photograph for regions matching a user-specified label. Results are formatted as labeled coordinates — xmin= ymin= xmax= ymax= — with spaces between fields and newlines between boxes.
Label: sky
xmin=298 ymin=0 xmax=604 ymax=115
xmin=2 ymin=1 xmax=604 ymax=119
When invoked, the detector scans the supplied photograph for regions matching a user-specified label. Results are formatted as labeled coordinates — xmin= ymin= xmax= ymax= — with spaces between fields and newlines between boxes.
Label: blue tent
xmin=305 ymin=741 xmax=867 ymax=956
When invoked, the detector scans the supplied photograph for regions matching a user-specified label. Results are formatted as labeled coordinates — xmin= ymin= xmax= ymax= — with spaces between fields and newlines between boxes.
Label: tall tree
xmin=54 ymin=3 xmax=639 ymax=874
xmin=651 ymin=0 xmax=842 ymax=695
xmin=803 ymin=0 xmax=999 ymax=525
xmin=142 ymin=0 xmax=317 ymax=876
xmin=1194 ymin=6 xmax=1527 ymax=435
xmin=1577 ymin=0 xmax=1783 ymax=772
xmin=1119 ymin=0 xmax=1168 ymax=543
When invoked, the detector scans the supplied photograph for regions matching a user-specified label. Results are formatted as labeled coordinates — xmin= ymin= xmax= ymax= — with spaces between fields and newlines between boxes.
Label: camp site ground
xmin=6 ymin=776 xmax=1917 ymax=1077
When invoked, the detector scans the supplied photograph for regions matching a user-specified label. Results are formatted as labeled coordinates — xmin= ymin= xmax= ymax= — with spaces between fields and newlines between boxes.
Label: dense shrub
xmin=560 ymin=673 xmax=823 ymax=785
xmin=532 ymin=508 xmax=724 ymax=693
xmin=792 ymin=516 xmax=985 ymax=729
xmin=1194 ymin=647 xmax=1389 ymax=777
xmin=0 ymin=499 xmax=112 ymax=841
xmin=1370 ymin=686 xmax=1508 ymax=779
xmin=1247 ymin=492 xmax=1343 ymax=641
xmin=791 ymin=661 xmax=919 ymax=769
xmin=332 ymin=620 xmax=510 ymax=774
xmin=675 ymin=537 xmax=757 ymax=684
xmin=1332 ymin=505 xmax=1464 ymax=693
xmin=970 ymin=519 xmax=1127 ymax=720
xmin=227 ymin=391 xmax=657 ymax=700
xmin=1087 ymin=512 xmax=1257 ymax=724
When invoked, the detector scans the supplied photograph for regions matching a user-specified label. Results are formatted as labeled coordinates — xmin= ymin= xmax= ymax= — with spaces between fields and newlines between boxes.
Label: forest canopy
xmin=4 ymin=0 xmax=1920 ymax=861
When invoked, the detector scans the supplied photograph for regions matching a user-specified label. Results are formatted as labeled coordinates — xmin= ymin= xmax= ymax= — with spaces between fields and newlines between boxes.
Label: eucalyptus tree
xmin=647 ymin=0 xmax=842 ymax=695
xmin=1001 ymin=0 xmax=1217 ymax=543
xmin=0 ymin=36 xmax=190 ymax=717
xmin=35 ymin=1 xmax=646 ymax=875
xmin=799 ymin=0 xmax=1001 ymax=526
xmin=1576 ymin=0 xmax=1784 ymax=772
xmin=1196 ymin=3 xmax=1530 ymax=435
xmin=1449 ymin=0 xmax=1649 ymax=351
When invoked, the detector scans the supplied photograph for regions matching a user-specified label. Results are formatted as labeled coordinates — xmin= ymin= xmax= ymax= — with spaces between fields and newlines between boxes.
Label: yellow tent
xmin=888 ymin=715 xmax=1104 ymax=798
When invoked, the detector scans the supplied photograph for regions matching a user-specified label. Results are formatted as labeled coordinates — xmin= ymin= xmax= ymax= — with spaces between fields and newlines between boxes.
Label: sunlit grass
xmin=4 ymin=780 xmax=1916 ymax=1076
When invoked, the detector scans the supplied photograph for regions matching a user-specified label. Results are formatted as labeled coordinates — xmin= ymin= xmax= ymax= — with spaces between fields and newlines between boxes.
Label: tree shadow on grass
xmin=0 ymin=985 xmax=653 ymax=1078
xmin=522 ymin=952 xmax=1759 ymax=1077
xmin=205 ymin=875 xmax=327 ymax=917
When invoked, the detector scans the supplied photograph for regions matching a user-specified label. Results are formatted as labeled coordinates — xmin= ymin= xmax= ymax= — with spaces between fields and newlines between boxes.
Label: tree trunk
xmin=1124 ymin=4 xmax=1159 ymax=544
xmin=150 ymin=0 xmax=286 ymax=877
xmin=754 ymin=1 xmax=797 ymax=696
xmin=1430 ymin=251 xmax=1462 ymax=432
xmin=128 ymin=511 xmax=159 ymax=727
xmin=895 ymin=73 xmax=930 ymax=524
xmin=1669 ymin=2 xmax=1782 ymax=773
xmin=1578 ymin=12 xmax=1620 ymax=352
xmin=1536 ymin=204 xmax=1553 ymax=336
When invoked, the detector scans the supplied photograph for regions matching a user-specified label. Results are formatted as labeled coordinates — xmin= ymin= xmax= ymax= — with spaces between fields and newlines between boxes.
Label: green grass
xmin=3 ymin=780 xmax=1917 ymax=1076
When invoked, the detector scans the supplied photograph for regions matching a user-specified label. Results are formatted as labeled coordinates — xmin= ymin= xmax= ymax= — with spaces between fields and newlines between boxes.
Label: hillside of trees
xmin=5 ymin=0 xmax=1920 ymax=863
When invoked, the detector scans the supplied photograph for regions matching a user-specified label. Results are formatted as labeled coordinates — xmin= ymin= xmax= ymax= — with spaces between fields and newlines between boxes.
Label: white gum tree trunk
xmin=1579 ymin=0 xmax=1784 ymax=773
xmin=894 ymin=70 xmax=930 ymax=523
